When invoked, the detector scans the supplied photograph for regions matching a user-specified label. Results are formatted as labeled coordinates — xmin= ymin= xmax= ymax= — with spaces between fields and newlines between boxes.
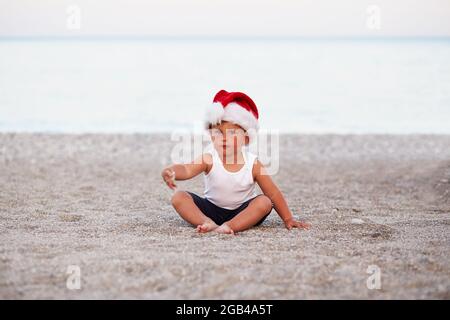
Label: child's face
xmin=208 ymin=121 xmax=249 ymax=155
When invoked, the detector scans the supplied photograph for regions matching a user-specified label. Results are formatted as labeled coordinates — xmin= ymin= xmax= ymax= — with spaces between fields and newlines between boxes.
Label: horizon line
xmin=1 ymin=34 xmax=450 ymax=42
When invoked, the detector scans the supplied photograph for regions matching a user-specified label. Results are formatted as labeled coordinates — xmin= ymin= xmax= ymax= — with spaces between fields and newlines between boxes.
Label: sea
xmin=1 ymin=37 xmax=449 ymax=134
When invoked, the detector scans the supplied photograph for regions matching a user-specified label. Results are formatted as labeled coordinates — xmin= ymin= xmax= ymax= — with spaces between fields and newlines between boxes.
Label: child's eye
xmin=225 ymin=129 xmax=241 ymax=136
xmin=209 ymin=129 xmax=222 ymax=136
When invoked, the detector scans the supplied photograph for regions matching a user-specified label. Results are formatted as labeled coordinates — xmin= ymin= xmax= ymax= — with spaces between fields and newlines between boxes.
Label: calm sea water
xmin=0 ymin=38 xmax=449 ymax=134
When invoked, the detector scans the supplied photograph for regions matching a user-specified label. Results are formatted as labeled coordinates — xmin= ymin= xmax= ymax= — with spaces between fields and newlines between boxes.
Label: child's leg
xmin=171 ymin=191 xmax=218 ymax=232
xmin=217 ymin=195 xmax=272 ymax=233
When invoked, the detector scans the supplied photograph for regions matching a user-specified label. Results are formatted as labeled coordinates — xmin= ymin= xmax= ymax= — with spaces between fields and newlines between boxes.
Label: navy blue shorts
xmin=187 ymin=192 xmax=272 ymax=226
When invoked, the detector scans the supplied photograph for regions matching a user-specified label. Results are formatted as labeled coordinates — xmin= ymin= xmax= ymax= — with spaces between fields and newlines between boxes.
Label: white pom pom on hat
xmin=205 ymin=89 xmax=259 ymax=132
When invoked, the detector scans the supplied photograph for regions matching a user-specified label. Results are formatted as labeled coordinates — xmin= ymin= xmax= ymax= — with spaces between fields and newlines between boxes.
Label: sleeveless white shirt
xmin=204 ymin=145 xmax=258 ymax=210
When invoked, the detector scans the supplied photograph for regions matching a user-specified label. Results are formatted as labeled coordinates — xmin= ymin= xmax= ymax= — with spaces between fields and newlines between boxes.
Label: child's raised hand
xmin=161 ymin=168 xmax=177 ymax=190
xmin=284 ymin=218 xmax=310 ymax=230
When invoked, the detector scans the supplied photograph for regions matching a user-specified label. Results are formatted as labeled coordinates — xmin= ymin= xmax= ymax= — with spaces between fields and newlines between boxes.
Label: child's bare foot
xmin=196 ymin=220 xmax=218 ymax=233
xmin=215 ymin=223 xmax=235 ymax=235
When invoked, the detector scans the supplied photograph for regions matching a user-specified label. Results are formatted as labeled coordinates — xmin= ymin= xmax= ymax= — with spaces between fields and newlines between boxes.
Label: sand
xmin=0 ymin=133 xmax=449 ymax=299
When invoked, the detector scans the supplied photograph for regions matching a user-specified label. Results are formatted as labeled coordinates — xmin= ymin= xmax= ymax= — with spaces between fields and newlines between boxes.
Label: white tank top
xmin=204 ymin=146 xmax=258 ymax=210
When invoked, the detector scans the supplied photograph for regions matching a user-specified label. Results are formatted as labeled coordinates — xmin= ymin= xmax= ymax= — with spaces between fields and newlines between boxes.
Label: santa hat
xmin=205 ymin=90 xmax=259 ymax=132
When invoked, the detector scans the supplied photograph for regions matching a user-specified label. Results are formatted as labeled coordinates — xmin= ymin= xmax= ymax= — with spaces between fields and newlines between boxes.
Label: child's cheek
xmin=234 ymin=135 xmax=244 ymax=147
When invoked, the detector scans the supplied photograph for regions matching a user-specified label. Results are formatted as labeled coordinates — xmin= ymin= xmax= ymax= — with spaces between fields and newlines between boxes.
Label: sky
xmin=0 ymin=0 xmax=450 ymax=38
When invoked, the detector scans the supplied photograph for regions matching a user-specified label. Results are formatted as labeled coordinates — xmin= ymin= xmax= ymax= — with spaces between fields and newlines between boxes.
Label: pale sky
xmin=1 ymin=0 xmax=450 ymax=37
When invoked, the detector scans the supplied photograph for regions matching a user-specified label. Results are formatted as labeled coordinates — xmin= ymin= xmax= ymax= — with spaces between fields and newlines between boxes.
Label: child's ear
xmin=207 ymin=125 xmax=213 ymax=139
xmin=244 ymin=134 xmax=250 ymax=145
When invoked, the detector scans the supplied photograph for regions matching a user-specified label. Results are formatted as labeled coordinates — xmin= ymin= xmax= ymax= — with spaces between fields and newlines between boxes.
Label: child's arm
xmin=253 ymin=160 xmax=310 ymax=230
xmin=161 ymin=154 xmax=211 ymax=190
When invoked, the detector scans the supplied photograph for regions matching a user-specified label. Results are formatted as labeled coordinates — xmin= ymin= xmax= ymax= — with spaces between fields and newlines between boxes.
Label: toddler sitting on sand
xmin=161 ymin=90 xmax=310 ymax=234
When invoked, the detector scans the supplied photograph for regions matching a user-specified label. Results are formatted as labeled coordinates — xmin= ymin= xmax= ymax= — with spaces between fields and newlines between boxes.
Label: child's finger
xmin=166 ymin=171 xmax=176 ymax=188
xmin=163 ymin=176 xmax=177 ymax=189
xmin=168 ymin=179 xmax=176 ymax=187
xmin=293 ymin=222 xmax=308 ymax=230
xmin=168 ymin=181 xmax=177 ymax=190
xmin=165 ymin=180 xmax=176 ymax=190
xmin=301 ymin=223 xmax=310 ymax=230
xmin=163 ymin=169 xmax=172 ymax=179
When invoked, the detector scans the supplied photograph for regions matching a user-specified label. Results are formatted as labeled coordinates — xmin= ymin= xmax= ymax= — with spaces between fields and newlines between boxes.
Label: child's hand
xmin=161 ymin=168 xmax=177 ymax=190
xmin=284 ymin=218 xmax=310 ymax=230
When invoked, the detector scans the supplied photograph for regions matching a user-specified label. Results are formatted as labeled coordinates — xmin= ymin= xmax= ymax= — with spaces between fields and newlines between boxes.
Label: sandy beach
xmin=0 ymin=133 xmax=449 ymax=299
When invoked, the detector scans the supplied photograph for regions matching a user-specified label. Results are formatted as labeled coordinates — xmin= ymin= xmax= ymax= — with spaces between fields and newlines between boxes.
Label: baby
xmin=161 ymin=90 xmax=310 ymax=234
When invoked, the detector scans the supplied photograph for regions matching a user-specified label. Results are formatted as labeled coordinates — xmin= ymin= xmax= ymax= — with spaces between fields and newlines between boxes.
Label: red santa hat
xmin=205 ymin=90 xmax=259 ymax=132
